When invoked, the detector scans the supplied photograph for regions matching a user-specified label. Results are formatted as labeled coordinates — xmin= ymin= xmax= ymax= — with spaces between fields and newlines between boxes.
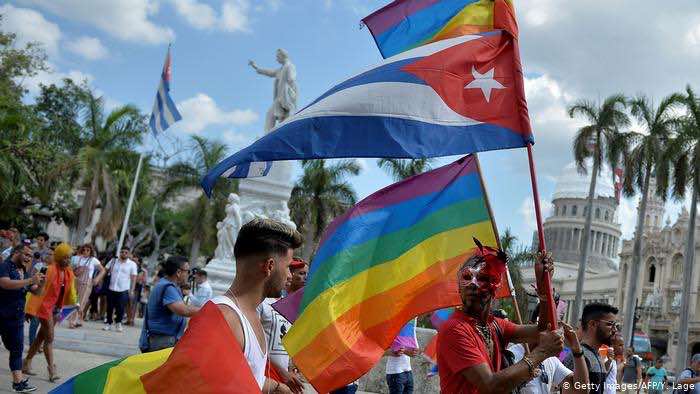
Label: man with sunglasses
xmin=139 ymin=255 xmax=200 ymax=352
xmin=563 ymin=302 xmax=620 ymax=394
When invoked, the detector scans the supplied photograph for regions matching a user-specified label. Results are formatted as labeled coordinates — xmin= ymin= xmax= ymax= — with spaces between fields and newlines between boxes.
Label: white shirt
xmin=257 ymin=298 xmax=291 ymax=371
xmin=604 ymin=359 xmax=617 ymax=394
xmin=386 ymin=354 xmax=412 ymax=374
xmin=510 ymin=344 xmax=572 ymax=394
xmin=71 ymin=256 xmax=101 ymax=279
xmin=189 ymin=280 xmax=213 ymax=307
xmin=106 ymin=258 xmax=137 ymax=292
xmin=212 ymin=295 xmax=267 ymax=389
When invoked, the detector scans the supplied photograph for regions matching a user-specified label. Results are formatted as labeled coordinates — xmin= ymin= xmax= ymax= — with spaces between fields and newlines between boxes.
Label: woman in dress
xmin=23 ymin=243 xmax=77 ymax=382
xmin=68 ymin=244 xmax=105 ymax=328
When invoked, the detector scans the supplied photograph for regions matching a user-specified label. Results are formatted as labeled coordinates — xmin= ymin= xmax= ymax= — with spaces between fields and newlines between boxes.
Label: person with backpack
xmin=138 ymin=256 xmax=199 ymax=353
xmin=676 ymin=354 xmax=700 ymax=394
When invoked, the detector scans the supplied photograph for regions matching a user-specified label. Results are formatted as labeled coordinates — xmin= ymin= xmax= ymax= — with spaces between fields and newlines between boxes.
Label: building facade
xmin=617 ymin=184 xmax=700 ymax=371
xmin=523 ymin=163 xmax=621 ymax=323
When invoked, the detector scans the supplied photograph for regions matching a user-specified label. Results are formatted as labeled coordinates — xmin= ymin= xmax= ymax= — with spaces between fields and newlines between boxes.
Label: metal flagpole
xmin=526 ymin=143 xmax=558 ymax=329
xmin=116 ymin=151 xmax=145 ymax=252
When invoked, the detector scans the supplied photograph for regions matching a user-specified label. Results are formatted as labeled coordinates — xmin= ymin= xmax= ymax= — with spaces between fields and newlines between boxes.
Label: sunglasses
xmin=595 ymin=319 xmax=621 ymax=331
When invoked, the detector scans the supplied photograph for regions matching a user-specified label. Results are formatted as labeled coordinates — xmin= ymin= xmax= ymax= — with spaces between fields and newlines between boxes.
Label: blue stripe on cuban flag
xmin=150 ymin=48 xmax=182 ymax=136
xmin=201 ymin=33 xmax=525 ymax=196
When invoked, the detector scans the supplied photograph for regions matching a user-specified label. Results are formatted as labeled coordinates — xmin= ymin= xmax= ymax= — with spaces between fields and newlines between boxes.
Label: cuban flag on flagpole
xmin=202 ymin=30 xmax=532 ymax=196
xmin=150 ymin=45 xmax=182 ymax=136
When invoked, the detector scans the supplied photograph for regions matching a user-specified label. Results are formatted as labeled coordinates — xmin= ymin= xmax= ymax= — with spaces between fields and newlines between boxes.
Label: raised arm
xmin=248 ymin=60 xmax=277 ymax=77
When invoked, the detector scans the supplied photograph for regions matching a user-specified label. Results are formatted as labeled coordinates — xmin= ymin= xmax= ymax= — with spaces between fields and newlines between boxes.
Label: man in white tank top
xmin=213 ymin=218 xmax=304 ymax=394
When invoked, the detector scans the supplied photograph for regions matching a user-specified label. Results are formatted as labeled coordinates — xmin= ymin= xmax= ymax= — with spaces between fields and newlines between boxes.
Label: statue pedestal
xmin=205 ymin=161 xmax=295 ymax=296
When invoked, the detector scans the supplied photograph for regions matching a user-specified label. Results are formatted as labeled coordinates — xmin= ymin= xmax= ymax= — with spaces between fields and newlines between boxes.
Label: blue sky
xmin=7 ymin=0 xmax=700 ymax=248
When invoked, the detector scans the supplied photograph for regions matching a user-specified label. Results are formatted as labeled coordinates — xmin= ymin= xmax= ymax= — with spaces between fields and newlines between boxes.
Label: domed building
xmin=522 ymin=162 xmax=622 ymax=323
xmin=543 ymin=162 xmax=622 ymax=273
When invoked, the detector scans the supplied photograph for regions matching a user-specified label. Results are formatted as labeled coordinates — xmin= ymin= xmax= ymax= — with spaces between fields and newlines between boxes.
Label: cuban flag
xmin=202 ymin=30 xmax=532 ymax=196
xmin=149 ymin=46 xmax=182 ymax=136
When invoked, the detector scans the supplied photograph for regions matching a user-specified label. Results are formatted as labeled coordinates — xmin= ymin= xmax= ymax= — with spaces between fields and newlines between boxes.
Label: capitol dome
xmin=552 ymin=161 xmax=615 ymax=200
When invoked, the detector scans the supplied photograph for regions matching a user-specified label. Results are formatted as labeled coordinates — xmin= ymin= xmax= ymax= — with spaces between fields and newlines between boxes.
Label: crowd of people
xmin=2 ymin=221 xmax=700 ymax=393
xmin=0 ymin=228 xmax=215 ymax=393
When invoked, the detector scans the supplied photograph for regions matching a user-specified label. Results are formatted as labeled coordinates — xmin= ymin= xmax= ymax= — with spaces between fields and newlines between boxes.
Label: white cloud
xmin=66 ymin=36 xmax=108 ymax=60
xmin=171 ymin=0 xmax=218 ymax=30
xmin=221 ymin=0 xmax=251 ymax=32
xmin=175 ymin=93 xmax=258 ymax=134
xmin=686 ymin=22 xmax=700 ymax=50
xmin=24 ymin=0 xmax=174 ymax=44
xmin=221 ymin=130 xmax=256 ymax=150
xmin=22 ymin=63 xmax=93 ymax=97
xmin=1 ymin=4 xmax=61 ymax=55
xmin=519 ymin=197 xmax=553 ymax=234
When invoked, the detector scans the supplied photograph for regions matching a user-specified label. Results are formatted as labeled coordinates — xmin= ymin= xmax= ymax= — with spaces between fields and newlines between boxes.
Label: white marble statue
xmin=207 ymin=193 xmax=243 ymax=294
xmin=212 ymin=193 xmax=241 ymax=262
xmin=249 ymin=48 xmax=298 ymax=132
xmin=672 ymin=291 xmax=682 ymax=310
xmin=644 ymin=288 xmax=662 ymax=310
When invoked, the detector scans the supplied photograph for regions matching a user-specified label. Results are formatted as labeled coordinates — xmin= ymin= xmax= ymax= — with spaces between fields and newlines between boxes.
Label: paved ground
xmin=0 ymin=317 xmax=375 ymax=393
xmin=0 ymin=347 xmax=115 ymax=393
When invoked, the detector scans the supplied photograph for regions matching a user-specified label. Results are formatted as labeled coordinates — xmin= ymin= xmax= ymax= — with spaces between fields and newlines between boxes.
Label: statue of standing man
xmin=249 ymin=49 xmax=298 ymax=132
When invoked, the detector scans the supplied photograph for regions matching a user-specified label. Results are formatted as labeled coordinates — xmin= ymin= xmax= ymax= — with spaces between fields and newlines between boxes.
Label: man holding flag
xmin=437 ymin=246 xmax=563 ymax=393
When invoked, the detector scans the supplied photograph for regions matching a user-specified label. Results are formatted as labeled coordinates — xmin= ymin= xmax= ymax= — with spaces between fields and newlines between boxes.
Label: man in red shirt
xmin=437 ymin=244 xmax=564 ymax=394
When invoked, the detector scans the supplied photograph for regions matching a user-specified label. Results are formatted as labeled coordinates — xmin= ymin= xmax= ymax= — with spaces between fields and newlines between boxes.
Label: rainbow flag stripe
xmin=362 ymin=0 xmax=515 ymax=58
xmin=50 ymin=349 xmax=172 ymax=394
xmin=50 ymin=303 xmax=261 ymax=394
xmin=283 ymin=155 xmax=498 ymax=393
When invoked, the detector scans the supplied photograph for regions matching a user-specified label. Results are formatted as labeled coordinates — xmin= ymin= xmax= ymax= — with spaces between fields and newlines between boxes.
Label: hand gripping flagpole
xmin=526 ymin=143 xmax=557 ymax=330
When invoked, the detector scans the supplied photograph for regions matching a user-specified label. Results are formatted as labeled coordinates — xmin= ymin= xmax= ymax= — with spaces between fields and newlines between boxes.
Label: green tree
xmin=289 ymin=160 xmax=360 ymax=260
xmin=72 ymin=92 xmax=146 ymax=245
xmin=657 ymin=85 xmax=700 ymax=369
xmin=568 ymin=94 xmax=630 ymax=324
xmin=165 ymin=135 xmax=235 ymax=264
xmin=498 ymin=228 xmax=534 ymax=323
xmin=620 ymin=93 xmax=682 ymax=345
xmin=377 ymin=158 xmax=433 ymax=181
xmin=0 ymin=16 xmax=47 ymax=109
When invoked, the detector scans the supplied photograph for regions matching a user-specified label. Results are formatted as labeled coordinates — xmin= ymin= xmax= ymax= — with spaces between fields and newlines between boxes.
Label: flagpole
xmin=526 ymin=143 xmax=558 ymax=329
xmin=116 ymin=151 xmax=145 ymax=252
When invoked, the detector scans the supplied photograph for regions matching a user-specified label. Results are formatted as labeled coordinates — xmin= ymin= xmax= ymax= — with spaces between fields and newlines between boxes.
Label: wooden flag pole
xmin=526 ymin=143 xmax=558 ymax=330
xmin=475 ymin=154 xmax=524 ymax=326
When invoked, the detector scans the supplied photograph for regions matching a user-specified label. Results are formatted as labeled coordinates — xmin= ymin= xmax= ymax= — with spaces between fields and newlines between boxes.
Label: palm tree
xmin=289 ymin=160 xmax=360 ymax=260
xmin=620 ymin=93 xmax=682 ymax=346
xmin=165 ymin=135 xmax=234 ymax=263
xmin=658 ymin=85 xmax=700 ymax=369
xmin=72 ymin=92 xmax=145 ymax=245
xmin=377 ymin=158 xmax=433 ymax=181
xmin=499 ymin=228 xmax=533 ymax=322
xmin=568 ymin=94 xmax=630 ymax=325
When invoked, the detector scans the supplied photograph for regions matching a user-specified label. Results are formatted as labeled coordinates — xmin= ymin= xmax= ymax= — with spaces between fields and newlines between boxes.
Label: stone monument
xmin=206 ymin=49 xmax=298 ymax=295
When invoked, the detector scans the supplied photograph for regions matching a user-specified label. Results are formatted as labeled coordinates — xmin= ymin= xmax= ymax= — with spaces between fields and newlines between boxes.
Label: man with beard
xmin=211 ymin=218 xmax=302 ymax=393
xmin=257 ymin=257 xmax=308 ymax=393
xmin=437 ymin=244 xmax=564 ymax=394
xmin=563 ymin=303 xmax=620 ymax=394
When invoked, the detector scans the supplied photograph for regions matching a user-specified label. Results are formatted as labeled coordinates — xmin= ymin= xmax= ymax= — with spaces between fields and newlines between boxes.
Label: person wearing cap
xmin=677 ymin=354 xmax=700 ymax=394
xmin=1 ymin=228 xmax=21 ymax=260
xmin=189 ymin=269 xmax=213 ymax=308
xmin=23 ymin=243 xmax=76 ymax=383
xmin=287 ymin=257 xmax=307 ymax=294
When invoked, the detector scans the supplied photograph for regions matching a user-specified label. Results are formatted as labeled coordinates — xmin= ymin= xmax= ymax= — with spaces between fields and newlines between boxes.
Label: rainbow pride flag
xmin=50 ymin=303 xmax=261 ymax=394
xmin=362 ymin=0 xmax=516 ymax=58
xmin=283 ymin=155 xmax=499 ymax=392
xmin=391 ymin=319 xmax=418 ymax=351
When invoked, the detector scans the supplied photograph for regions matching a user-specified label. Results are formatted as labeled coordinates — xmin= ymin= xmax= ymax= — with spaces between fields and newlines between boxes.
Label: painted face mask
xmin=458 ymin=238 xmax=508 ymax=296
